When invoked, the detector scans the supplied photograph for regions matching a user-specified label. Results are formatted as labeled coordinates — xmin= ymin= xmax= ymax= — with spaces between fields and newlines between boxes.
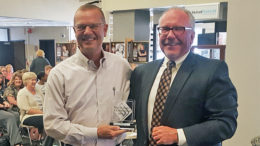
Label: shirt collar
xmin=76 ymin=48 xmax=106 ymax=70
xmin=163 ymin=50 xmax=190 ymax=68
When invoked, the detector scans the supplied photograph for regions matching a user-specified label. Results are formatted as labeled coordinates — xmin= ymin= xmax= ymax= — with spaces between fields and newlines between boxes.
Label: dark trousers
xmin=23 ymin=115 xmax=43 ymax=133
xmin=0 ymin=110 xmax=22 ymax=145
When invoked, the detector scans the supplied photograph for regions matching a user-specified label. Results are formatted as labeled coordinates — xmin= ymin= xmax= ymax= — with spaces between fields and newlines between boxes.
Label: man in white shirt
xmin=43 ymin=4 xmax=131 ymax=146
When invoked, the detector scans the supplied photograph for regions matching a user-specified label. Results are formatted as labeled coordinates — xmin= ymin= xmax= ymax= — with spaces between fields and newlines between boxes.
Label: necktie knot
xmin=167 ymin=61 xmax=175 ymax=69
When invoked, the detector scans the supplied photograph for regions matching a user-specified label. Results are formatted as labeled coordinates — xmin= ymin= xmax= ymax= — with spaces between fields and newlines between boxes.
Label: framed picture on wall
xmin=128 ymin=41 xmax=149 ymax=62
xmin=191 ymin=45 xmax=225 ymax=61
xmin=111 ymin=42 xmax=125 ymax=58
xmin=56 ymin=42 xmax=77 ymax=64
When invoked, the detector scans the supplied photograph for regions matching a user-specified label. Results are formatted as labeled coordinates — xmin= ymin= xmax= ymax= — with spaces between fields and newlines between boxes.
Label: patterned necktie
xmin=149 ymin=60 xmax=175 ymax=146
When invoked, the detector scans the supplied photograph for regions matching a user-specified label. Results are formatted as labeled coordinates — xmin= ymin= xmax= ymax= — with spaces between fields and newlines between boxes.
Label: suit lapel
xmin=140 ymin=59 xmax=163 ymax=137
xmin=162 ymin=53 xmax=197 ymax=123
xmin=142 ymin=59 xmax=163 ymax=105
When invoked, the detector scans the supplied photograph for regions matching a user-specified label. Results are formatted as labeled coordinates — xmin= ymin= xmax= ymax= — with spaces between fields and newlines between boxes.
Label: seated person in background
xmin=0 ymin=72 xmax=5 ymax=96
xmin=17 ymin=72 xmax=44 ymax=138
xmin=4 ymin=72 xmax=23 ymax=113
xmin=6 ymin=64 xmax=14 ymax=81
xmin=36 ymin=71 xmax=47 ymax=95
xmin=1 ymin=66 xmax=9 ymax=88
xmin=0 ymin=96 xmax=23 ymax=146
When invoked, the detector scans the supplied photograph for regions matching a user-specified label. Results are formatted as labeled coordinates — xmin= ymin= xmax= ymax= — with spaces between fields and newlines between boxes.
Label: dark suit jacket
xmin=129 ymin=52 xmax=238 ymax=146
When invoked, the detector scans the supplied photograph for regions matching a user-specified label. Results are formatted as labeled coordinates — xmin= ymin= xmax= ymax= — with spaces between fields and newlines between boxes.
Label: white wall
xmin=0 ymin=0 xmax=82 ymax=23
xmin=10 ymin=27 xmax=69 ymax=44
xmin=223 ymin=0 xmax=260 ymax=146
xmin=9 ymin=27 xmax=70 ymax=68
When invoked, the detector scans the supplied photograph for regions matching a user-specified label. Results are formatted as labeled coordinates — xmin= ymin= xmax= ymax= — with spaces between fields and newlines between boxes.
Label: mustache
xmin=79 ymin=35 xmax=95 ymax=41
xmin=162 ymin=38 xmax=182 ymax=46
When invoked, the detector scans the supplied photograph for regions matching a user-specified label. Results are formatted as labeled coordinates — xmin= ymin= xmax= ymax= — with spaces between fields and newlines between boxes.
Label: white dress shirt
xmin=43 ymin=50 xmax=132 ymax=146
xmin=148 ymin=51 xmax=190 ymax=146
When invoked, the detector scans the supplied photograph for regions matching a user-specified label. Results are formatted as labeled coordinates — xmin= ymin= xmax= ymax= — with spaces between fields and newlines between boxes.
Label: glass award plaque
xmin=110 ymin=100 xmax=136 ymax=131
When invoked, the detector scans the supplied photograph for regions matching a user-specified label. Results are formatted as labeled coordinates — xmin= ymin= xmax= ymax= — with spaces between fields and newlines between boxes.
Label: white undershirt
xmin=148 ymin=51 xmax=190 ymax=146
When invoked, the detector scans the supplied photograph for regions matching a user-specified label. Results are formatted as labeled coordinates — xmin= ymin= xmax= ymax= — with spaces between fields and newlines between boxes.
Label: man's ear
xmin=190 ymin=31 xmax=195 ymax=45
xmin=73 ymin=27 xmax=76 ymax=34
xmin=103 ymin=24 xmax=108 ymax=37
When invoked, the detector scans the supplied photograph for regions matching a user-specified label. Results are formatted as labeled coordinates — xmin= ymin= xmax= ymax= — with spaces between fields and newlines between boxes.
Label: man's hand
xmin=97 ymin=125 xmax=127 ymax=139
xmin=152 ymin=126 xmax=178 ymax=145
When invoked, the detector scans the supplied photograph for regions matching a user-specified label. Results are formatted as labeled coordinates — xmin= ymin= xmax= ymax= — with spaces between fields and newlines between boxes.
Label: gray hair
xmin=159 ymin=7 xmax=195 ymax=29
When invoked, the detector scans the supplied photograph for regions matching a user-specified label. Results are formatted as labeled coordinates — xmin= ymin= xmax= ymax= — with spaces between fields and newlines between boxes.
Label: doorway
xmin=0 ymin=41 xmax=14 ymax=66
xmin=0 ymin=41 xmax=26 ymax=71
xmin=12 ymin=40 xmax=26 ymax=70
xmin=39 ymin=40 xmax=55 ymax=66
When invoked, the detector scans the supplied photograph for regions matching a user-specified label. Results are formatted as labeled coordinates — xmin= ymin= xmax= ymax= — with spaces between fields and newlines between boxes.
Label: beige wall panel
xmin=224 ymin=0 xmax=260 ymax=146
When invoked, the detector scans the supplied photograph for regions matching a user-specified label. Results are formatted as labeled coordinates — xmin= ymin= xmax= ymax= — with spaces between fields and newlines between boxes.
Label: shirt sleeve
xmin=43 ymin=69 xmax=98 ymax=145
xmin=3 ymin=87 xmax=15 ymax=100
xmin=177 ymin=128 xmax=187 ymax=146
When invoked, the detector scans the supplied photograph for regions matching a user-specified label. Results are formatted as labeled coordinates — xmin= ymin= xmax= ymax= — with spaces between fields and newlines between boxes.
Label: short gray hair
xmin=159 ymin=7 xmax=195 ymax=29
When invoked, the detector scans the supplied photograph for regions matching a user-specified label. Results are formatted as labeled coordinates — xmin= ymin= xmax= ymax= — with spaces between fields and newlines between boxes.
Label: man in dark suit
xmin=130 ymin=7 xmax=238 ymax=146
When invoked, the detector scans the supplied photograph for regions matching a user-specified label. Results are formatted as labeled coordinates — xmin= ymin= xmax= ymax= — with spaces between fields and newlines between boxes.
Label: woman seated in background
xmin=0 ymin=66 xmax=9 ymax=88
xmin=17 ymin=72 xmax=44 ymax=139
xmin=4 ymin=72 xmax=23 ymax=114
xmin=0 ymin=72 xmax=5 ymax=96
xmin=1 ymin=74 xmax=23 ymax=146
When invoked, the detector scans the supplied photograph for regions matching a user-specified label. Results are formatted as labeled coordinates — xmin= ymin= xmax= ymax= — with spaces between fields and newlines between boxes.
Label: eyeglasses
xmin=157 ymin=26 xmax=193 ymax=35
xmin=74 ymin=23 xmax=104 ymax=31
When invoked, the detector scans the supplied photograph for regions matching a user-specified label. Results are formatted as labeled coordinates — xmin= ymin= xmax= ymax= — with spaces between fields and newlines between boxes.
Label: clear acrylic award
xmin=110 ymin=99 xmax=136 ymax=131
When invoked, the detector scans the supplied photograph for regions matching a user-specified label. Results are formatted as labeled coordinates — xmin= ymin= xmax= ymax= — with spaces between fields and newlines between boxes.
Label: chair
xmin=20 ymin=124 xmax=43 ymax=145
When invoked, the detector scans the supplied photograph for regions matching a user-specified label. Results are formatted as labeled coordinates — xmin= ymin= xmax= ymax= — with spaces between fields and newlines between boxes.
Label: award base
xmin=110 ymin=122 xmax=136 ymax=131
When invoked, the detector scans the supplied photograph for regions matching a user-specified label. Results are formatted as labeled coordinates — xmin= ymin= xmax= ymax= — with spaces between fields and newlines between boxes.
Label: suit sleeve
xmin=183 ymin=61 xmax=238 ymax=145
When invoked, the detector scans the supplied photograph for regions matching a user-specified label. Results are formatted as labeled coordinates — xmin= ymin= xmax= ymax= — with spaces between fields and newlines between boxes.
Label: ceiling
xmin=0 ymin=16 xmax=71 ymax=27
